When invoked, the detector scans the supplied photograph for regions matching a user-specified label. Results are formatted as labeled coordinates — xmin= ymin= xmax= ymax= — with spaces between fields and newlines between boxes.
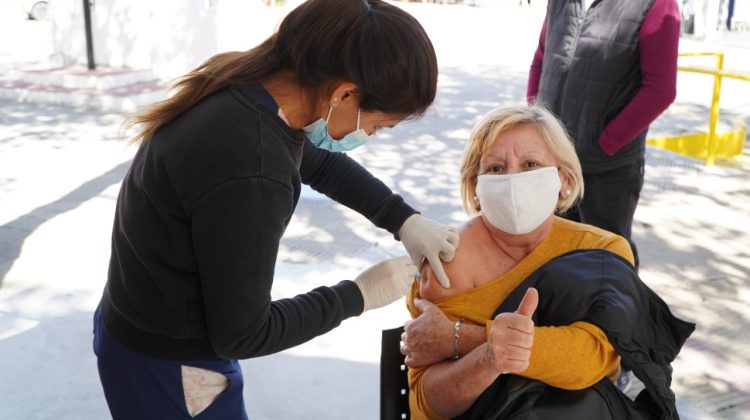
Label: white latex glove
xmin=398 ymin=214 xmax=460 ymax=288
xmin=354 ymin=256 xmax=418 ymax=312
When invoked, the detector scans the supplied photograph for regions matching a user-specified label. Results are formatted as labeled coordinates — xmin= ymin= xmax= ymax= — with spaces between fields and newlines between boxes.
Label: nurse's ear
xmin=328 ymin=81 xmax=361 ymax=107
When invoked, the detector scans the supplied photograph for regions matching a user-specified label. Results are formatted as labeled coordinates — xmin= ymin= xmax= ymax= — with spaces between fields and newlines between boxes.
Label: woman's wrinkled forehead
xmin=479 ymin=122 xmax=530 ymax=151
xmin=481 ymin=125 xmax=550 ymax=157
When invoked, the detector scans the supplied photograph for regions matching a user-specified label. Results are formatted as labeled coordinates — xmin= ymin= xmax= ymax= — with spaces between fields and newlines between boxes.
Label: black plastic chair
xmin=380 ymin=326 xmax=410 ymax=420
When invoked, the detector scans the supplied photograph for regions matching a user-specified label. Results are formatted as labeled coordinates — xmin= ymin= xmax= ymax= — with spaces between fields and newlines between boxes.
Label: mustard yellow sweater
xmin=406 ymin=217 xmax=635 ymax=420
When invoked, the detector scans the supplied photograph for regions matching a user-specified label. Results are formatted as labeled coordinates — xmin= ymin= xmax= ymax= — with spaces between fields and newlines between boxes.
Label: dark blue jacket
xmin=458 ymin=249 xmax=694 ymax=420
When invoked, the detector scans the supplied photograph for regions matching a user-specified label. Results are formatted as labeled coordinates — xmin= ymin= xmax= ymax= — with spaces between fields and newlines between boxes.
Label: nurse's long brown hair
xmin=125 ymin=0 xmax=438 ymax=143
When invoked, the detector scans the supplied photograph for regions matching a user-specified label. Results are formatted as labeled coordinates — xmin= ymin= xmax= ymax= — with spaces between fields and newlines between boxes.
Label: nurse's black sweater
xmin=100 ymin=85 xmax=416 ymax=360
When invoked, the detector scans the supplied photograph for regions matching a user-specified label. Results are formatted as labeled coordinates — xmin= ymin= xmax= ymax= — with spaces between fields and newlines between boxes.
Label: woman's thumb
xmin=515 ymin=288 xmax=539 ymax=317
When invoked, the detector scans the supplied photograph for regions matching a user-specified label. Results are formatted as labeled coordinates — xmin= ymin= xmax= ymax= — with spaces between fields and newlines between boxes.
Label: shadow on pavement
xmin=242 ymin=353 xmax=379 ymax=420
xmin=0 ymin=311 xmax=110 ymax=420
xmin=0 ymin=161 xmax=131 ymax=286
xmin=0 ymin=101 xmax=127 ymax=146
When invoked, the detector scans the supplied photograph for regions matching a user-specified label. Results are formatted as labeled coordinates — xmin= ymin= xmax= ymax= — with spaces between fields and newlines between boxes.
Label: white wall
xmin=47 ymin=0 xmax=311 ymax=80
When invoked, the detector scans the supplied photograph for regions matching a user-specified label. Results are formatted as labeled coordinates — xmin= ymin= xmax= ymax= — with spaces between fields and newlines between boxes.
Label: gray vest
xmin=536 ymin=0 xmax=654 ymax=173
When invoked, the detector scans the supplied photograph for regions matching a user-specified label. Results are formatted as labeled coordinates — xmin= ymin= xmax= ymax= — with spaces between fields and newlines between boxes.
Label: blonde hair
xmin=459 ymin=105 xmax=583 ymax=215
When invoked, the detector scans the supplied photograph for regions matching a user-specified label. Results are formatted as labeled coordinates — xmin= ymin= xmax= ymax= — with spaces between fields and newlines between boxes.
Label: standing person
xmin=727 ymin=0 xmax=735 ymax=30
xmin=93 ymin=1 xmax=459 ymax=418
xmin=526 ymin=0 xmax=681 ymax=269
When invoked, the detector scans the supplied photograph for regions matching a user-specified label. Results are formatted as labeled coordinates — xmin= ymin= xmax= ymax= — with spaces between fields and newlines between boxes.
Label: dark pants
xmin=93 ymin=306 xmax=248 ymax=420
xmin=563 ymin=158 xmax=644 ymax=269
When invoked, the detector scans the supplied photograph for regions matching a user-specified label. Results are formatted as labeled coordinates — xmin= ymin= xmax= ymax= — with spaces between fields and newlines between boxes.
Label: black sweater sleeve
xmin=188 ymin=176 xmax=364 ymax=359
xmin=300 ymin=137 xmax=418 ymax=238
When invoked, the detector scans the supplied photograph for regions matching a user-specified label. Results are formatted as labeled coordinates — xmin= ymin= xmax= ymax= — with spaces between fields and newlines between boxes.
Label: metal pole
xmin=706 ymin=52 xmax=724 ymax=166
xmin=83 ymin=0 xmax=95 ymax=70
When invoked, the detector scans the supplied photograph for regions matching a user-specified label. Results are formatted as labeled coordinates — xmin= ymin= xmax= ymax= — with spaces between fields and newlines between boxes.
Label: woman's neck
xmin=262 ymin=71 xmax=313 ymax=129
xmin=481 ymin=216 xmax=554 ymax=263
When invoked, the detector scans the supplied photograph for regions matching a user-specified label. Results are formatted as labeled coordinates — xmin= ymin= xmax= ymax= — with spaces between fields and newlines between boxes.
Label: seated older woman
xmin=402 ymin=105 xmax=639 ymax=419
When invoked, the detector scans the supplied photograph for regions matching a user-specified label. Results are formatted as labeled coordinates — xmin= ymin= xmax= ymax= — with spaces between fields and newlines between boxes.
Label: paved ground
xmin=1 ymin=1 xmax=749 ymax=419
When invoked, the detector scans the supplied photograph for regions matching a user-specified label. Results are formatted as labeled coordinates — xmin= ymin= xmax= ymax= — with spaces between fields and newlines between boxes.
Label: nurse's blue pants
xmin=93 ymin=306 xmax=249 ymax=419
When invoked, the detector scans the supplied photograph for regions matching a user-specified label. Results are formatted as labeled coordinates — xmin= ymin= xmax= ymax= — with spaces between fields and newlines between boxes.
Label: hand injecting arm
xmin=399 ymin=214 xmax=460 ymax=288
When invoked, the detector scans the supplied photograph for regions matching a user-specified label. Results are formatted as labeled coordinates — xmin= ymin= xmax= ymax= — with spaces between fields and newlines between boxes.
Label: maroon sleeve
xmin=527 ymin=18 xmax=547 ymax=104
xmin=598 ymin=0 xmax=681 ymax=156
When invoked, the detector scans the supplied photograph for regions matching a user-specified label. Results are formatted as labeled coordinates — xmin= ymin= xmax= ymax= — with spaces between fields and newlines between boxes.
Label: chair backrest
xmin=380 ymin=326 xmax=410 ymax=420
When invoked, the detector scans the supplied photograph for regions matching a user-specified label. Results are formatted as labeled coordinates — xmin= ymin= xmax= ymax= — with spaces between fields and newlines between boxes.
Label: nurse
xmin=93 ymin=0 xmax=459 ymax=418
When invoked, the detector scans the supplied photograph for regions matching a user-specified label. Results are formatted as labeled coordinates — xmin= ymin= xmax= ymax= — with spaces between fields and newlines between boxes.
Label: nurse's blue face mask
xmin=304 ymin=107 xmax=372 ymax=152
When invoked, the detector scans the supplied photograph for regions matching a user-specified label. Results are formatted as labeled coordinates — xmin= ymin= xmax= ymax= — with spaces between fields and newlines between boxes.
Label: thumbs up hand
xmin=485 ymin=288 xmax=538 ymax=374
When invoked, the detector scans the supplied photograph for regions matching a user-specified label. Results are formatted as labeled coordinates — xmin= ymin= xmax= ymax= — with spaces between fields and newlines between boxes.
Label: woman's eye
xmin=524 ymin=161 xmax=541 ymax=169
xmin=489 ymin=164 xmax=504 ymax=173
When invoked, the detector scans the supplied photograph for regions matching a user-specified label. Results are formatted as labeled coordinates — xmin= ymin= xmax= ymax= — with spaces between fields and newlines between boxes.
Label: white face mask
xmin=475 ymin=166 xmax=561 ymax=235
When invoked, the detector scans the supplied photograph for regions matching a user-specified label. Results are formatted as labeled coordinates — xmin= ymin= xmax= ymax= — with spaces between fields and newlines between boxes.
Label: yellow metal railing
xmin=647 ymin=52 xmax=749 ymax=165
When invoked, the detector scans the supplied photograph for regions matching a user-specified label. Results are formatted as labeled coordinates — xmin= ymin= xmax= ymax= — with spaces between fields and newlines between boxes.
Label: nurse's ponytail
xmin=124 ymin=37 xmax=280 ymax=143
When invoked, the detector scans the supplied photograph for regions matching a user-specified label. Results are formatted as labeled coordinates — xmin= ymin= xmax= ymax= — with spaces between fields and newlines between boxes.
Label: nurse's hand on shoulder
xmin=399 ymin=214 xmax=460 ymax=289
xmin=355 ymin=256 xmax=418 ymax=312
